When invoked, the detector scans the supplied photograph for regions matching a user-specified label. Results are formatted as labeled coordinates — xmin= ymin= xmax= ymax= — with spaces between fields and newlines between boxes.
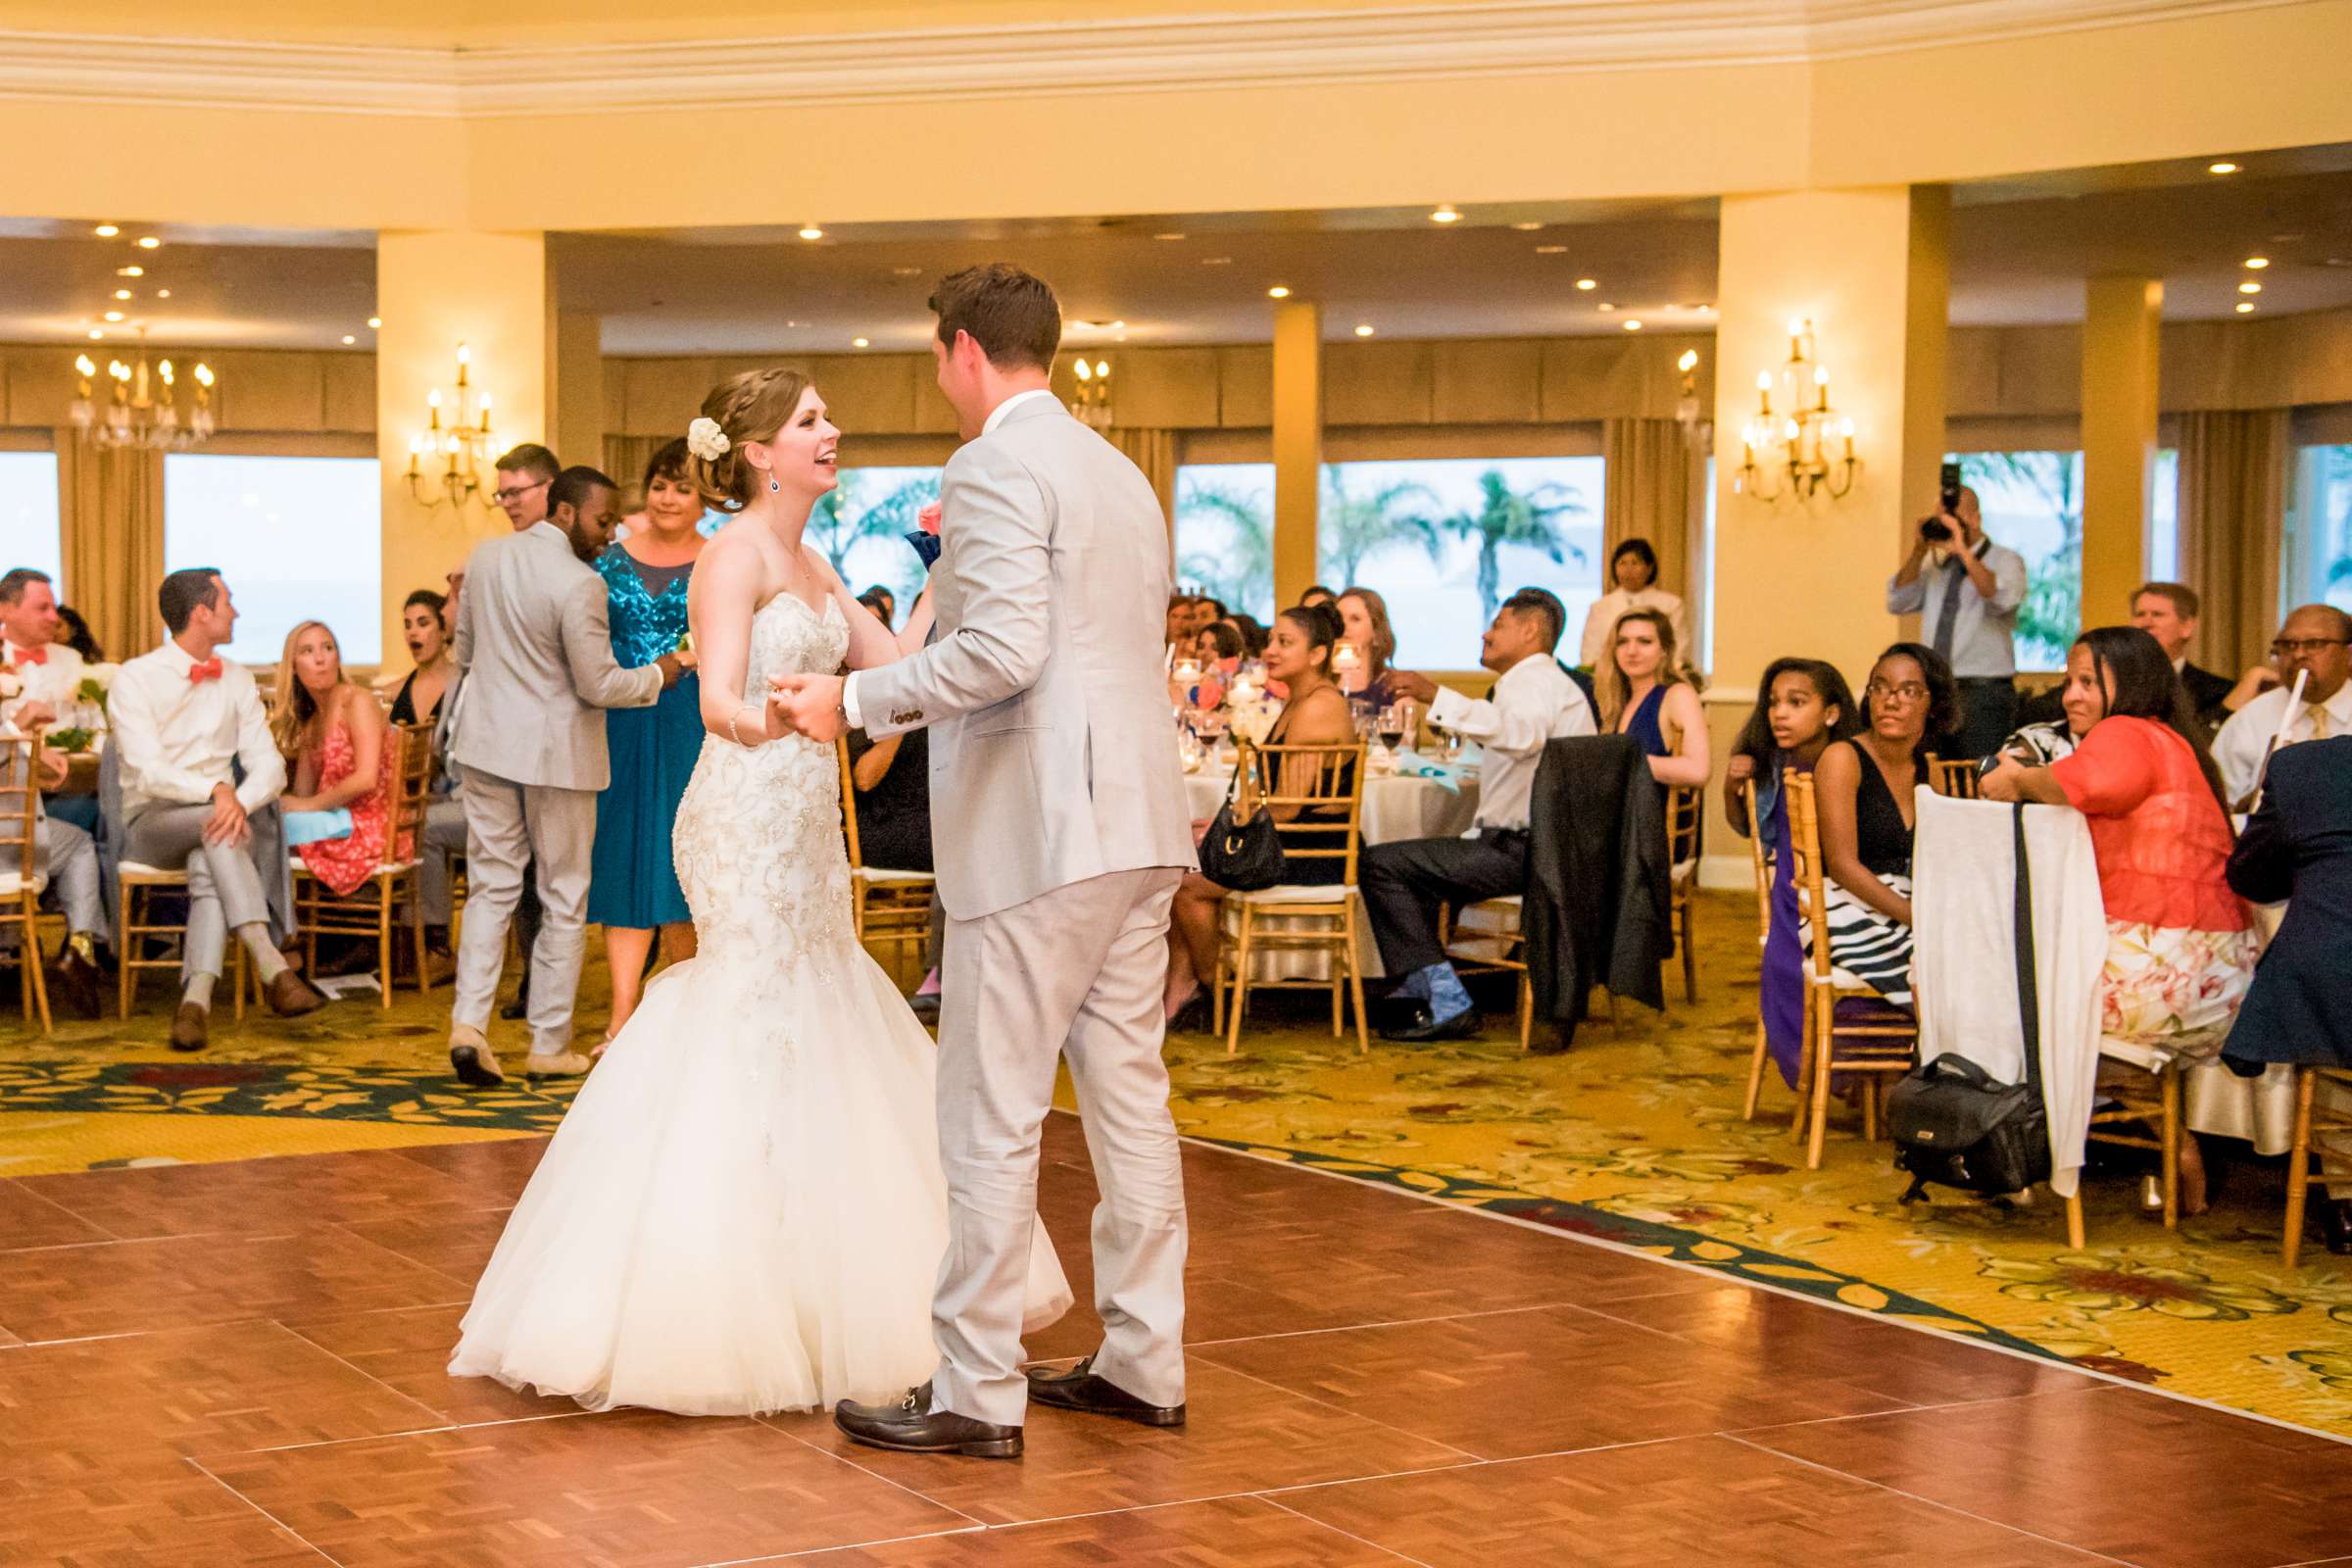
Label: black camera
xmin=1920 ymin=516 xmax=1953 ymax=542
xmin=1920 ymin=460 xmax=1963 ymax=541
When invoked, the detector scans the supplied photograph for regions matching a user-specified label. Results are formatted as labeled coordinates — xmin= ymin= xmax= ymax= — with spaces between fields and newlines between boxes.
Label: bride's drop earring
xmin=769 ymin=477 xmax=780 ymax=493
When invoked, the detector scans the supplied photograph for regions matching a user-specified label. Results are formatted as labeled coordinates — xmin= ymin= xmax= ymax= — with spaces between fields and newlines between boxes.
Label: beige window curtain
xmin=1108 ymin=427 xmax=1181 ymax=534
xmin=1601 ymin=416 xmax=1697 ymax=594
xmin=2178 ymin=409 xmax=2288 ymax=675
xmin=603 ymin=434 xmax=672 ymax=503
xmin=54 ymin=431 xmax=165 ymax=663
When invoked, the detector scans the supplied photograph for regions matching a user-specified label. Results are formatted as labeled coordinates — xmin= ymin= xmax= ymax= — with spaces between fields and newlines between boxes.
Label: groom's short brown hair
xmin=929 ymin=264 xmax=1060 ymax=372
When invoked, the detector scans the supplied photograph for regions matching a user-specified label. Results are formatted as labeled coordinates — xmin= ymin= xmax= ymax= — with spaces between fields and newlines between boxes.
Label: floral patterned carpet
xmin=3 ymin=892 xmax=2347 ymax=1438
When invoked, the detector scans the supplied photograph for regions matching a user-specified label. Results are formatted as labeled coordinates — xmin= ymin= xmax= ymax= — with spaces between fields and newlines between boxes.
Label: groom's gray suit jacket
xmin=854 ymin=396 xmax=1195 ymax=920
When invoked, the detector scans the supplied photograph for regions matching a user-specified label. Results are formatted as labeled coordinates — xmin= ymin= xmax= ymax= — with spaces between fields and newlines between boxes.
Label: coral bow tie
xmin=187 ymin=659 xmax=223 ymax=684
xmin=11 ymin=644 xmax=46 ymax=665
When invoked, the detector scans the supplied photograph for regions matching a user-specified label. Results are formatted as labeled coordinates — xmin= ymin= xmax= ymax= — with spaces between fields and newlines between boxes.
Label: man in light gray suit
xmin=447 ymin=465 xmax=682 ymax=1087
xmin=772 ymin=265 xmax=1197 ymax=1460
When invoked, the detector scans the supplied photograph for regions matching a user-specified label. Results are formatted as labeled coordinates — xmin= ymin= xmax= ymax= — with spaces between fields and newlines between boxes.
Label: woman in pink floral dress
xmin=270 ymin=620 xmax=396 ymax=897
xmin=1984 ymin=625 xmax=2256 ymax=1211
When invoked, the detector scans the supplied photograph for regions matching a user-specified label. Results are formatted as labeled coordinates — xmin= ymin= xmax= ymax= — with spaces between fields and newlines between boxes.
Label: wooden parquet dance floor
xmin=5 ymin=1112 xmax=2349 ymax=1568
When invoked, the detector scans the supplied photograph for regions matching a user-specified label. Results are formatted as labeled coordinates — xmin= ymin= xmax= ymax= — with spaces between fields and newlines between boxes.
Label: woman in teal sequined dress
xmin=590 ymin=439 xmax=709 ymax=1043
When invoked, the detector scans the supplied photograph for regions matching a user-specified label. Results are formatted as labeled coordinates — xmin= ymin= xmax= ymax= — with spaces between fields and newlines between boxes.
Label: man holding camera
xmin=1887 ymin=481 xmax=2026 ymax=760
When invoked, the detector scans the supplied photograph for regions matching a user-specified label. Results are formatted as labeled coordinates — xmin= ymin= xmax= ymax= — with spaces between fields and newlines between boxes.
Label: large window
xmin=1 ymin=452 xmax=64 ymax=594
xmin=2286 ymin=444 xmax=2352 ymax=612
xmin=809 ymin=466 xmax=940 ymax=612
xmin=164 ymin=454 xmax=381 ymax=665
xmin=1950 ymin=448 xmax=2179 ymax=671
xmin=1173 ymin=463 xmax=1275 ymax=621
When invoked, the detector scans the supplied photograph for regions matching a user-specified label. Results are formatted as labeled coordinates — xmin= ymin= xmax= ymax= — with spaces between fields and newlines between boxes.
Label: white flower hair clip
xmin=686 ymin=417 xmax=731 ymax=462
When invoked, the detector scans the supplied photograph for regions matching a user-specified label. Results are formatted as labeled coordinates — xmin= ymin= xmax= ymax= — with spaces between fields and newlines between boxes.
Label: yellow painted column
xmin=1270 ymin=299 xmax=1324 ymax=611
xmin=552 ymin=310 xmax=607 ymax=485
xmin=1711 ymin=185 xmax=1951 ymax=696
xmin=374 ymin=230 xmax=554 ymax=663
xmin=2081 ymin=275 xmax=2163 ymax=629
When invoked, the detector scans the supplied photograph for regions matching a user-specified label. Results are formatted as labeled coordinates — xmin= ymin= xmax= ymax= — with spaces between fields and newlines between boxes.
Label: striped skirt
xmin=1803 ymin=872 xmax=1916 ymax=1009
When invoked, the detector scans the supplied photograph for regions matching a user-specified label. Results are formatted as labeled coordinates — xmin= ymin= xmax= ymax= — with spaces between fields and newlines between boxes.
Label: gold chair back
xmin=1925 ymin=755 xmax=1982 ymax=800
xmin=1235 ymin=740 xmax=1369 ymax=887
xmin=0 ymin=733 xmax=37 ymax=879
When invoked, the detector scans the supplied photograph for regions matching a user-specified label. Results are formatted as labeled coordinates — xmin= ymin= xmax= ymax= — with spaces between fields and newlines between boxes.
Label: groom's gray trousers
xmin=932 ymin=864 xmax=1188 ymax=1427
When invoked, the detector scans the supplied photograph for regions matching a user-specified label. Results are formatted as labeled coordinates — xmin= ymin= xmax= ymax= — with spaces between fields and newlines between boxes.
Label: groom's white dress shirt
xmin=109 ymin=642 xmax=284 ymax=821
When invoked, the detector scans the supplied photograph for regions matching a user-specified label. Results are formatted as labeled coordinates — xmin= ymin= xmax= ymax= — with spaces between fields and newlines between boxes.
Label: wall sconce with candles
xmin=1735 ymin=318 xmax=1860 ymax=502
xmin=405 ymin=341 xmax=497 ymax=509
xmin=1673 ymin=348 xmax=1708 ymax=448
xmin=1067 ymin=357 xmax=1113 ymax=430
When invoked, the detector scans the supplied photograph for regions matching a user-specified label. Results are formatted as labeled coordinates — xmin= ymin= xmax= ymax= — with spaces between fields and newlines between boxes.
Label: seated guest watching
xmin=1596 ymin=608 xmax=1710 ymax=787
xmin=1809 ymin=643 xmax=1958 ymax=1010
xmin=270 ymin=619 xmax=398 ymax=899
xmin=1369 ymin=587 xmax=1597 ymax=1042
xmin=1165 ymin=594 xmax=1198 ymax=649
xmin=53 ymin=603 xmax=104 ymax=663
xmin=1163 ymin=603 xmax=1357 ymax=1027
xmin=1984 ymin=626 xmax=2256 ymax=1213
xmin=858 ymin=586 xmax=897 ymax=629
xmin=110 ymin=568 xmax=324 ymax=1050
xmin=0 ymin=567 xmax=105 ymax=1014
xmin=1192 ymin=596 xmax=1228 ymax=639
xmin=2018 ymin=582 xmax=2245 ymax=736
xmin=393 ymin=586 xmax=466 ymax=963
xmin=1727 ymin=659 xmax=1862 ymax=1088
xmin=2212 ymin=604 xmax=2352 ymax=808
xmin=2221 ymin=733 xmax=2352 ymax=1253
xmin=1886 ymin=484 xmax=2027 ymax=760
xmin=389 ymin=589 xmax=453 ymax=727
xmin=1298 ymin=584 xmax=1339 ymax=611
xmin=1336 ymin=586 xmax=1401 ymax=710
xmin=1227 ymin=612 xmax=1270 ymax=661
xmin=1579 ymin=537 xmax=1688 ymax=671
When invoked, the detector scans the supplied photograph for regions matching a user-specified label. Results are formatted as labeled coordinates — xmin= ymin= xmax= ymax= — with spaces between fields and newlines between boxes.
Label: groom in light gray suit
xmin=446 ymin=466 xmax=682 ymax=1088
xmin=771 ymin=265 xmax=1197 ymax=1460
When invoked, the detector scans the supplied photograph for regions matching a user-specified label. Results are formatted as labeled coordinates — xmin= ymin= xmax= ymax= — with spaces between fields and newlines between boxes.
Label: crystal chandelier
xmin=69 ymin=333 xmax=215 ymax=450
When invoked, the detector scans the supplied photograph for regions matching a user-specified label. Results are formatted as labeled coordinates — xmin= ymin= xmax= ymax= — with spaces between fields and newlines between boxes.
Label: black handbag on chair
xmin=1887 ymin=805 xmax=2055 ymax=1199
xmin=1197 ymin=760 xmax=1285 ymax=892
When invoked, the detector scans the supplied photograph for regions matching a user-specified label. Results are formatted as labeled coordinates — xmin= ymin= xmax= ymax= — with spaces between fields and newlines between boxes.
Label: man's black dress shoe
xmin=1379 ymin=1004 xmax=1481 ymax=1044
xmin=833 ymin=1382 xmax=1023 ymax=1458
xmin=1026 ymin=1358 xmax=1186 ymax=1427
xmin=2324 ymin=1199 xmax=2352 ymax=1257
xmin=52 ymin=949 xmax=103 ymax=1019
xmin=499 ymin=990 xmax=529 ymax=1021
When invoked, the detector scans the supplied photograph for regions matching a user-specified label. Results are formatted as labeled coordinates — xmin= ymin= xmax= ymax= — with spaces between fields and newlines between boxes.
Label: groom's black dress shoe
xmin=1026 ymin=1358 xmax=1186 ymax=1427
xmin=833 ymin=1382 xmax=1023 ymax=1459
xmin=1379 ymin=1004 xmax=1481 ymax=1044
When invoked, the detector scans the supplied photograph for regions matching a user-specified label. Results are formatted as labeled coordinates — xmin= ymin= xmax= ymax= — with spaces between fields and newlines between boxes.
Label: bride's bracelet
xmin=727 ymin=706 xmax=763 ymax=748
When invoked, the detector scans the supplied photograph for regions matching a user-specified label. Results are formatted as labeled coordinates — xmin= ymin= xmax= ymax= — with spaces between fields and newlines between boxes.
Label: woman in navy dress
xmin=1597 ymin=608 xmax=1710 ymax=786
xmin=589 ymin=439 xmax=708 ymax=1044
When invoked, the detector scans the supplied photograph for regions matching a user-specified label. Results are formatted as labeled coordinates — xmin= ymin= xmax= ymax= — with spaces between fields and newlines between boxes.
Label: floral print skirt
xmin=2098 ymin=921 xmax=2259 ymax=1053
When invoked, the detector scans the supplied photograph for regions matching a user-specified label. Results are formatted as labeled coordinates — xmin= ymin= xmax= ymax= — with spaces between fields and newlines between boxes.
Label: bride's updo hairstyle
xmin=688 ymin=367 xmax=815 ymax=512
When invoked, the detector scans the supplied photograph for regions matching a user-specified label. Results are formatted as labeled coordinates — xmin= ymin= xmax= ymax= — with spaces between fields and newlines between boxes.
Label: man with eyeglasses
xmin=2211 ymin=604 xmax=2352 ymax=808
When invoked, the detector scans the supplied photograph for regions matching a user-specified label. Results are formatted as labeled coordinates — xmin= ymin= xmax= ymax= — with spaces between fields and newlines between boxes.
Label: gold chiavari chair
xmin=292 ymin=722 xmax=435 ymax=1006
xmin=1925 ymin=755 xmax=1982 ymax=800
xmin=1442 ymin=896 xmax=1535 ymax=1053
xmin=1738 ymin=781 xmax=1778 ymax=1121
xmin=2282 ymin=1067 xmax=2352 ymax=1267
xmin=1213 ymin=739 xmax=1370 ymax=1054
xmin=1664 ymin=782 xmax=1703 ymax=1004
xmin=1 ymin=733 xmax=54 ymax=1035
xmin=1784 ymin=773 xmax=1918 ymax=1168
xmin=837 ymin=738 xmax=935 ymax=989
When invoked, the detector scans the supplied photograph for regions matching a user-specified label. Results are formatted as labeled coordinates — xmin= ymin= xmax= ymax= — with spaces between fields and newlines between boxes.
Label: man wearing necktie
xmin=1886 ymin=483 xmax=2028 ymax=761
xmin=107 ymin=568 xmax=323 ymax=1050
xmin=2212 ymin=604 xmax=2352 ymax=808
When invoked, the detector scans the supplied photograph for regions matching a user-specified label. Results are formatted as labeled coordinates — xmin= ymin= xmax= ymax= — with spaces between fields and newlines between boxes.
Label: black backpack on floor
xmin=1886 ymin=806 xmax=2054 ymax=1199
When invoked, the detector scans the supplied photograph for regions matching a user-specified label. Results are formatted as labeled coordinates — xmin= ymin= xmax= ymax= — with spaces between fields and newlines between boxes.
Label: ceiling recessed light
xmin=1622 ymin=318 xmax=1643 ymax=331
xmin=116 ymin=266 xmax=142 ymax=277
xmin=891 ymin=265 xmax=922 ymax=276
xmin=799 ymin=225 xmax=824 ymax=241
xmin=87 ymin=328 xmax=104 ymax=340
xmin=155 ymin=288 xmax=170 ymax=298
xmin=1597 ymin=302 xmax=1616 ymax=312
xmin=103 ymin=311 xmax=124 ymax=322
xmin=1201 ymin=256 xmax=1232 ymax=266
xmin=367 ymin=316 xmax=382 ymax=328
xmin=342 ymin=334 xmax=356 ymax=344
xmin=852 ymin=336 xmax=870 ymax=348
xmin=1575 ymin=277 xmax=1597 ymax=290
xmin=1153 ymin=232 xmax=1186 ymax=241
xmin=2207 ymin=161 xmax=2239 ymax=174
xmin=113 ymin=288 xmax=131 ymax=300
xmin=1267 ymin=285 xmax=1291 ymax=299
xmin=1511 ymin=221 xmax=1544 ymax=231
xmin=2239 ymin=280 xmax=2262 ymax=294
xmin=1430 ymin=205 xmax=1462 ymax=223
xmin=93 ymin=223 xmax=120 ymax=237
xmin=136 ymin=235 xmax=160 ymax=249
xmin=2243 ymin=256 xmax=2270 ymax=270
xmin=1110 ymin=320 xmax=1125 ymax=329
xmin=2236 ymin=301 xmax=2256 ymax=313
xmin=1353 ymin=323 xmax=1375 ymax=337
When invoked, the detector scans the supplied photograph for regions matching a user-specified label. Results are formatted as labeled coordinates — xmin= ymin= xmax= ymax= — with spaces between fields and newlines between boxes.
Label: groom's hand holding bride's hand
xmin=768 ymin=672 xmax=848 ymax=743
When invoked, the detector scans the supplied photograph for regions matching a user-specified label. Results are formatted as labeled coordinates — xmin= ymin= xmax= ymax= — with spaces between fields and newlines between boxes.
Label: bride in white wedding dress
xmin=450 ymin=369 xmax=1070 ymax=1416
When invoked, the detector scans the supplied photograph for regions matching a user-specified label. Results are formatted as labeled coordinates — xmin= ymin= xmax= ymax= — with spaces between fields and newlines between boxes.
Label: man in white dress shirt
xmin=2213 ymin=604 xmax=2352 ymax=808
xmin=109 ymin=568 xmax=323 ymax=1050
xmin=0 ymin=568 xmax=106 ymax=1014
xmin=1372 ymin=587 xmax=1597 ymax=1042
xmin=1886 ymin=485 xmax=2029 ymax=760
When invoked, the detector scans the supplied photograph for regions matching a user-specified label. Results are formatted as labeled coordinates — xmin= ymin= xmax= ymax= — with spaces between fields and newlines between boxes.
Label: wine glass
xmin=1375 ymin=703 xmax=1407 ymax=759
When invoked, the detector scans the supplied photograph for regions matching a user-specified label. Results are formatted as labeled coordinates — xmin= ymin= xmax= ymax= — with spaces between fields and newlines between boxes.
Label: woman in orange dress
xmin=271 ymin=620 xmax=397 ymax=898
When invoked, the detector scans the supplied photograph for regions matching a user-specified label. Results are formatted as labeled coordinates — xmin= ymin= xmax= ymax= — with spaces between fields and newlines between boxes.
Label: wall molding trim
xmin=0 ymin=0 xmax=2308 ymax=118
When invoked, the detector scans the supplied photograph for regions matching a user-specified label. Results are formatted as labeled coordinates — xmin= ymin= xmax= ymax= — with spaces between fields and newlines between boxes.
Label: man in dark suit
xmin=2015 ymin=581 xmax=2247 ymax=733
xmin=2223 ymin=734 xmax=2352 ymax=1254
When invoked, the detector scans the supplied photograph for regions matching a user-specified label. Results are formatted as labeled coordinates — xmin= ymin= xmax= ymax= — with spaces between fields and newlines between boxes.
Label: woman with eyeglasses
xmin=1807 ymin=642 xmax=1958 ymax=1009
xmin=1983 ymin=626 xmax=2254 ymax=1214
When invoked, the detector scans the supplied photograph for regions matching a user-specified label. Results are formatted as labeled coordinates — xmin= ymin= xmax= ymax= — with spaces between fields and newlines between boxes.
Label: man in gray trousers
xmin=446 ymin=465 xmax=683 ymax=1087
xmin=772 ymin=265 xmax=1198 ymax=1460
